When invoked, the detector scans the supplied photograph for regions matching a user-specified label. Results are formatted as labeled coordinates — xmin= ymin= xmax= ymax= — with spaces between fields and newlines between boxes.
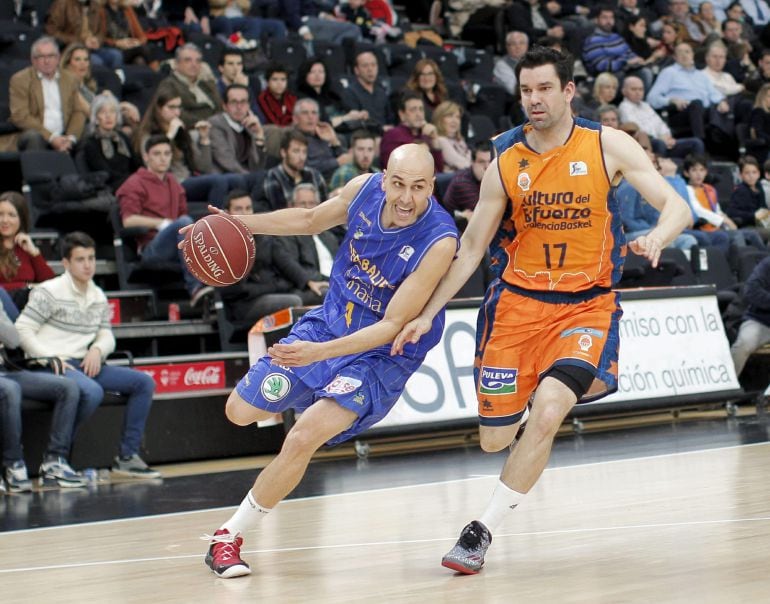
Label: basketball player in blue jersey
xmin=192 ymin=144 xmax=459 ymax=578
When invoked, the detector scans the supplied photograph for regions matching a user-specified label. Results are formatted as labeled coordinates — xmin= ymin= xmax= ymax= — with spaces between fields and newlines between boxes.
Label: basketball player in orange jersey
xmin=392 ymin=46 xmax=693 ymax=574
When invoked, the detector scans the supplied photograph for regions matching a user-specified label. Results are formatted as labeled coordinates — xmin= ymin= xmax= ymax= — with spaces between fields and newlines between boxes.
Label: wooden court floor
xmin=2 ymin=442 xmax=770 ymax=603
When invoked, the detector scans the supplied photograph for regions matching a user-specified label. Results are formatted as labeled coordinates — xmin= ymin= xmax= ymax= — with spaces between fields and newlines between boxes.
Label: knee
xmin=527 ymin=404 xmax=567 ymax=442
xmin=479 ymin=432 xmax=513 ymax=453
xmin=81 ymin=382 xmax=105 ymax=409
xmin=280 ymin=426 xmax=319 ymax=459
xmin=225 ymin=390 xmax=269 ymax=426
xmin=0 ymin=381 xmax=23 ymax=407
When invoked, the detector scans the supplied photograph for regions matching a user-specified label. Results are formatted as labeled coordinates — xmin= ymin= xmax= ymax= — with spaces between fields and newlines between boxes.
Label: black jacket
xmin=745 ymin=256 xmax=770 ymax=328
xmin=272 ymin=231 xmax=339 ymax=289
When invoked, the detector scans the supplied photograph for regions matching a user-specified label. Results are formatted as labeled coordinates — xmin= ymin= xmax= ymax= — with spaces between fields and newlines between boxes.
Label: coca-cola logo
xmin=140 ymin=361 xmax=226 ymax=392
xmin=184 ymin=366 xmax=222 ymax=385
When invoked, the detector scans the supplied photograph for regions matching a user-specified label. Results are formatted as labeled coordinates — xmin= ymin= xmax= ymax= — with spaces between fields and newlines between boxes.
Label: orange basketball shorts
xmin=474 ymin=284 xmax=622 ymax=426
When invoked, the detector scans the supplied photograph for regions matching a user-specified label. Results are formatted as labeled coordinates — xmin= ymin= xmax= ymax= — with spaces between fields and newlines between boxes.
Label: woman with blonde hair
xmin=574 ymin=72 xmax=618 ymax=121
xmin=432 ymin=100 xmax=471 ymax=172
xmin=406 ymin=58 xmax=448 ymax=120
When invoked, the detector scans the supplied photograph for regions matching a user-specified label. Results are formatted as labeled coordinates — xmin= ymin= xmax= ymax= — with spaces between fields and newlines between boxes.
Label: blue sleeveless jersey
xmin=311 ymin=172 xmax=458 ymax=359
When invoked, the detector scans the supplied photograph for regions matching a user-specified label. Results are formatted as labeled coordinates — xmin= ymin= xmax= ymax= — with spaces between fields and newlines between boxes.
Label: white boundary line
xmin=2 ymin=440 xmax=769 ymax=536
xmin=3 ymin=514 xmax=770 ymax=575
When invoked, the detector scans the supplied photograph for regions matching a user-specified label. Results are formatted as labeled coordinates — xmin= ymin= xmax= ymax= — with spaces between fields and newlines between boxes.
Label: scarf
xmin=96 ymin=130 xmax=131 ymax=160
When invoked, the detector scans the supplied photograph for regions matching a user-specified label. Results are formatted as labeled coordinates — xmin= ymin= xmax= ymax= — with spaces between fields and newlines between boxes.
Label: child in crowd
xmin=729 ymin=156 xmax=770 ymax=244
xmin=683 ymin=154 xmax=764 ymax=250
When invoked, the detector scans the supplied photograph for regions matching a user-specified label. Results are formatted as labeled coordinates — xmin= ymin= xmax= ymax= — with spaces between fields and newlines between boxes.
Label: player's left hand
xmin=629 ymin=233 xmax=664 ymax=267
xmin=268 ymin=341 xmax=324 ymax=367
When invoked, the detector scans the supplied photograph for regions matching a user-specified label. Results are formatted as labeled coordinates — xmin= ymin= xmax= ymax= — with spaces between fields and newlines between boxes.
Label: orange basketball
xmin=182 ymin=214 xmax=256 ymax=286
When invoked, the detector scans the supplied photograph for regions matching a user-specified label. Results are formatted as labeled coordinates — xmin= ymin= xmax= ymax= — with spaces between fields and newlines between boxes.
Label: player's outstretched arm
xmin=178 ymin=174 xmax=372 ymax=244
xmin=391 ymin=159 xmax=508 ymax=355
xmin=602 ymin=127 xmax=691 ymax=267
xmin=267 ymin=236 xmax=458 ymax=366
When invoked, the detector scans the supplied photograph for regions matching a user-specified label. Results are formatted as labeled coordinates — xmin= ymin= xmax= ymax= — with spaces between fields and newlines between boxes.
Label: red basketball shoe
xmin=204 ymin=529 xmax=251 ymax=578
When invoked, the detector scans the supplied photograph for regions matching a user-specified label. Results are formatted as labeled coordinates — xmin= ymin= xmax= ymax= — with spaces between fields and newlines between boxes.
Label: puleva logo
xmin=518 ymin=172 xmax=531 ymax=191
xmin=479 ymin=366 xmax=518 ymax=395
xmin=261 ymin=373 xmax=291 ymax=402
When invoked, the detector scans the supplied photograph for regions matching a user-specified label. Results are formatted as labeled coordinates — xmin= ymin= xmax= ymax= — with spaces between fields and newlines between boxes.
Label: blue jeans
xmin=687 ymin=229 xmax=731 ymax=254
xmin=141 ymin=215 xmax=202 ymax=295
xmin=211 ymin=15 xmax=287 ymax=40
xmin=0 ymin=287 xmax=19 ymax=321
xmin=182 ymin=173 xmax=249 ymax=208
xmin=91 ymin=47 xmax=123 ymax=69
xmin=0 ymin=370 xmax=80 ymax=465
xmin=65 ymin=362 xmax=155 ymax=458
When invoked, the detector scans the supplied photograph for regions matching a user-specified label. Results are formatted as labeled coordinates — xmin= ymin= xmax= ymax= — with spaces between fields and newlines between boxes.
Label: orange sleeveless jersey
xmin=492 ymin=118 xmax=626 ymax=294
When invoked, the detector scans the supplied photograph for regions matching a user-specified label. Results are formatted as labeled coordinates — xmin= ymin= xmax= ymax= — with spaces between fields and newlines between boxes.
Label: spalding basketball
xmin=183 ymin=214 xmax=256 ymax=286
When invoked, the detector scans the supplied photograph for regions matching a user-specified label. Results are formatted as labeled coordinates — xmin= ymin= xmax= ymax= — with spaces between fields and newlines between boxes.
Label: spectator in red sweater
xmin=116 ymin=135 xmax=213 ymax=306
xmin=379 ymin=90 xmax=444 ymax=172
xmin=0 ymin=191 xmax=55 ymax=311
xmin=257 ymin=63 xmax=296 ymax=127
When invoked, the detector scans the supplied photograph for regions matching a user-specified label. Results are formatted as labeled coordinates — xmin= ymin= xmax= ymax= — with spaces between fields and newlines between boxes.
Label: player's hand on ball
xmin=177 ymin=205 xmax=227 ymax=249
xmin=391 ymin=316 xmax=432 ymax=356
xmin=268 ymin=341 xmax=323 ymax=367
xmin=629 ymin=234 xmax=663 ymax=267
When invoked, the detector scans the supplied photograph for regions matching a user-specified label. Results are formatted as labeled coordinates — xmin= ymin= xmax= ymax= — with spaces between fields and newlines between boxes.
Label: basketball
xmin=182 ymin=213 xmax=256 ymax=286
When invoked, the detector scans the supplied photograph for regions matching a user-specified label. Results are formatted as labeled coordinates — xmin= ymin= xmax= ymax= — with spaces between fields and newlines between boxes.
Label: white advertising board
xmin=374 ymin=293 xmax=740 ymax=429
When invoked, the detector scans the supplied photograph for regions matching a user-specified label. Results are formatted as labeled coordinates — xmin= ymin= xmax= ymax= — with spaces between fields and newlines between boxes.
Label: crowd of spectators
xmin=1 ymin=0 xmax=770 ymax=491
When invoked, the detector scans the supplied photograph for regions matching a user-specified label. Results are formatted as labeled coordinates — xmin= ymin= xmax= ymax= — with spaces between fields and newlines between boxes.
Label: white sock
xmin=477 ymin=480 xmax=525 ymax=533
xmin=220 ymin=490 xmax=271 ymax=536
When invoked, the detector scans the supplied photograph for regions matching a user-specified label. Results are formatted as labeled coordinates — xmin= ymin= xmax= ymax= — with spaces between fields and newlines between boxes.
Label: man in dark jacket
xmin=219 ymin=191 xmax=302 ymax=326
xmin=731 ymin=256 xmax=770 ymax=376
xmin=272 ymin=184 xmax=339 ymax=306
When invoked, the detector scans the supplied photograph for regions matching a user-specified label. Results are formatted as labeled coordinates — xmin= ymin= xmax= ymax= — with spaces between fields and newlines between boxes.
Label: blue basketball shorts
xmin=235 ymin=311 xmax=423 ymax=445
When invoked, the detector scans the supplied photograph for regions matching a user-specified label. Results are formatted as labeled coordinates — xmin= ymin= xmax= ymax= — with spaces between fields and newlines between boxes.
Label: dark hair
xmin=144 ymin=134 xmax=171 ymax=154
xmin=514 ymin=46 xmax=574 ymax=89
xmin=265 ymin=62 xmax=289 ymax=80
xmin=683 ymin=153 xmax=710 ymax=172
xmin=219 ymin=49 xmax=243 ymax=66
xmin=350 ymin=129 xmax=375 ymax=145
xmin=0 ymin=191 xmax=30 ymax=280
xmin=295 ymin=56 xmax=342 ymax=107
xmin=397 ymin=89 xmax=424 ymax=113
xmin=739 ymin=155 xmax=760 ymax=172
xmin=224 ymin=189 xmax=252 ymax=212
xmin=136 ymin=84 xmax=200 ymax=172
xmin=354 ymin=49 xmax=378 ymax=68
xmin=61 ymin=231 xmax=96 ymax=260
xmin=224 ymin=83 xmax=250 ymax=104
xmin=471 ymin=140 xmax=492 ymax=162
xmin=591 ymin=4 xmax=616 ymax=19
xmin=280 ymin=128 xmax=308 ymax=152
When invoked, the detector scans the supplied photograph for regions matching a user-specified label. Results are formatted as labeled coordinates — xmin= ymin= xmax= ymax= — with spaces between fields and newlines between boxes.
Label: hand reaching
xmin=390 ymin=316 xmax=432 ymax=356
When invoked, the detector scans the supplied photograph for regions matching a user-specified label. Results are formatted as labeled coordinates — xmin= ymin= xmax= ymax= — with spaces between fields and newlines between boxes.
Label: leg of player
xmin=442 ymin=377 xmax=578 ymax=574
xmin=205 ymin=398 xmax=357 ymax=579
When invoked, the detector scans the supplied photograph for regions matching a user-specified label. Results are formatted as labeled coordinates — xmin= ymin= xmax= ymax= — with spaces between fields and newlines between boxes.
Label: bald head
xmin=381 ymin=144 xmax=436 ymax=228
xmin=387 ymin=143 xmax=435 ymax=177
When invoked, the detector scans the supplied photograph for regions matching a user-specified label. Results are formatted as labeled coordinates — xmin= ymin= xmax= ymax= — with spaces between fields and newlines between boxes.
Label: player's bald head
xmin=386 ymin=143 xmax=435 ymax=179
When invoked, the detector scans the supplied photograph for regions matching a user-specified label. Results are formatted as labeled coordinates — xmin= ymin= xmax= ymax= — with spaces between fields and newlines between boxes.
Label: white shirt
xmin=618 ymin=98 xmax=672 ymax=139
xmin=702 ymin=67 xmax=744 ymax=97
xmin=312 ymin=235 xmax=334 ymax=278
xmin=39 ymin=71 xmax=63 ymax=138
